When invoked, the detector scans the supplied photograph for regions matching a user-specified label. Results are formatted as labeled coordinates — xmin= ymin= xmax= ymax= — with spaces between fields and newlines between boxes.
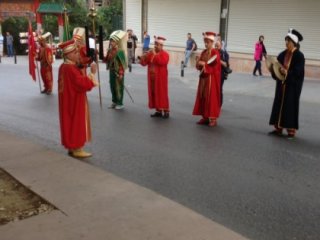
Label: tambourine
xmin=266 ymin=56 xmax=285 ymax=81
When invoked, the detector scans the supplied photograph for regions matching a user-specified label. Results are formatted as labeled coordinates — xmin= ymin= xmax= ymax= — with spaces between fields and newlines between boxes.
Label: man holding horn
xmin=58 ymin=39 xmax=99 ymax=158
xmin=192 ymin=32 xmax=221 ymax=127
xmin=268 ymin=29 xmax=305 ymax=139
xmin=138 ymin=36 xmax=170 ymax=118
xmin=36 ymin=32 xmax=53 ymax=95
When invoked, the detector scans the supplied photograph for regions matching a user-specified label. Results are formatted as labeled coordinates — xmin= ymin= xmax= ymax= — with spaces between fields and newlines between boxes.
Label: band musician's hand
xmin=92 ymin=80 xmax=99 ymax=87
xmin=280 ymin=67 xmax=287 ymax=76
xmin=90 ymin=62 xmax=97 ymax=74
xmin=198 ymin=61 xmax=206 ymax=66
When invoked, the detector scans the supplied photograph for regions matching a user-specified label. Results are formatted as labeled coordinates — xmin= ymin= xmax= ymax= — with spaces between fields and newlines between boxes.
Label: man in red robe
xmin=37 ymin=33 xmax=53 ymax=95
xmin=193 ymin=32 xmax=221 ymax=127
xmin=138 ymin=36 xmax=170 ymax=118
xmin=73 ymin=27 xmax=92 ymax=75
xmin=58 ymin=39 xmax=98 ymax=158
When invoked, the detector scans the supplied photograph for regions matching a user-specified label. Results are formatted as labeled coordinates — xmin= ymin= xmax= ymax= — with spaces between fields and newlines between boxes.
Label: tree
xmin=40 ymin=0 xmax=90 ymax=38
xmin=1 ymin=0 xmax=123 ymax=55
xmin=96 ymin=0 xmax=122 ymax=39
xmin=42 ymin=15 xmax=59 ymax=37
xmin=40 ymin=0 xmax=123 ymax=39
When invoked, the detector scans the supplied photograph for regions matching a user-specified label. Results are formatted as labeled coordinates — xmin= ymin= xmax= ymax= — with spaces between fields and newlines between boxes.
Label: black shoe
xmin=268 ymin=130 xmax=283 ymax=137
xmin=253 ymin=73 xmax=258 ymax=76
xmin=150 ymin=112 xmax=162 ymax=117
xmin=41 ymin=89 xmax=47 ymax=94
xmin=162 ymin=112 xmax=170 ymax=119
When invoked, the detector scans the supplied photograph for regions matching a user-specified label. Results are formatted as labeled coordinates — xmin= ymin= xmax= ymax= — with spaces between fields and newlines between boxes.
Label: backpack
xmin=193 ymin=39 xmax=198 ymax=51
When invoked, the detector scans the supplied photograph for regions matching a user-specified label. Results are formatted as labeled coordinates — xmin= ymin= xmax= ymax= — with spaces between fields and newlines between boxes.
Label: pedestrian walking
xmin=193 ymin=32 xmax=221 ymax=127
xmin=6 ymin=32 xmax=14 ymax=57
xmin=215 ymin=37 xmax=231 ymax=107
xmin=268 ymin=29 xmax=305 ymax=139
xmin=57 ymin=39 xmax=99 ymax=158
xmin=127 ymin=29 xmax=138 ymax=66
xmin=36 ymin=32 xmax=53 ymax=95
xmin=138 ymin=36 xmax=170 ymax=118
xmin=104 ymin=30 xmax=128 ymax=110
xmin=253 ymin=35 xmax=267 ymax=76
xmin=183 ymin=33 xmax=196 ymax=67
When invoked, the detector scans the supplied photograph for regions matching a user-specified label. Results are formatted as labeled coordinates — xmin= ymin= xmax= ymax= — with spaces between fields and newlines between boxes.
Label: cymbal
xmin=272 ymin=61 xmax=286 ymax=81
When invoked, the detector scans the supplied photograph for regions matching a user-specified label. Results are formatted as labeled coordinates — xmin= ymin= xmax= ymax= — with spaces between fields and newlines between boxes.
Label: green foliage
xmin=66 ymin=2 xmax=91 ymax=31
xmin=96 ymin=3 xmax=123 ymax=39
xmin=1 ymin=0 xmax=123 ymax=55
xmin=42 ymin=15 xmax=59 ymax=37
xmin=40 ymin=0 xmax=123 ymax=39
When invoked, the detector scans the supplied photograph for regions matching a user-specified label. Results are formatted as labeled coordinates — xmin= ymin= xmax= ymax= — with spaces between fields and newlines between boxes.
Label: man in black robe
xmin=269 ymin=29 xmax=305 ymax=139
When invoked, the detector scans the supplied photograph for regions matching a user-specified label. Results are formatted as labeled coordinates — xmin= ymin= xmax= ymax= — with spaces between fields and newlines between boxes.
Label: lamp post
xmin=88 ymin=2 xmax=103 ymax=108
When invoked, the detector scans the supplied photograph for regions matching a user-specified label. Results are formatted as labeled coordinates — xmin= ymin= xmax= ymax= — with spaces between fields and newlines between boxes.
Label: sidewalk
xmin=0 ymin=129 xmax=248 ymax=240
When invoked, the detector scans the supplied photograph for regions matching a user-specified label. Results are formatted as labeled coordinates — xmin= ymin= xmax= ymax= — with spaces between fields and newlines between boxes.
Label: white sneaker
xmin=108 ymin=103 xmax=116 ymax=109
xmin=115 ymin=105 xmax=124 ymax=110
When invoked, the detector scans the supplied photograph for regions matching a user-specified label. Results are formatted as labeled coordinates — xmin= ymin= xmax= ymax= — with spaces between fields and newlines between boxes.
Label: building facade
xmin=124 ymin=0 xmax=320 ymax=79
xmin=0 ymin=0 xmax=36 ymax=22
xmin=0 ymin=0 xmax=69 ymax=42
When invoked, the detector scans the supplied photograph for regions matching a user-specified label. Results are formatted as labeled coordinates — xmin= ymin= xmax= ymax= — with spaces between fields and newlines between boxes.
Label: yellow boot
xmin=69 ymin=148 xmax=92 ymax=158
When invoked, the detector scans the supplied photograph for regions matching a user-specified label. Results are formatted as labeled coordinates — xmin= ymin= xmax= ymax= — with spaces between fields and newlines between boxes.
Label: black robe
xmin=269 ymin=49 xmax=305 ymax=129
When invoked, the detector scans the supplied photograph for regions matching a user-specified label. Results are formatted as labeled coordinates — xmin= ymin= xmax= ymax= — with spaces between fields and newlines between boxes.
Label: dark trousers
xmin=7 ymin=44 xmax=13 ymax=57
xmin=89 ymin=48 xmax=96 ymax=62
xmin=253 ymin=60 xmax=262 ymax=75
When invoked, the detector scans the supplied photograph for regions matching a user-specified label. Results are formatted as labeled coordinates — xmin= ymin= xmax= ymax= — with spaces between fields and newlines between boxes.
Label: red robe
xmin=139 ymin=50 xmax=170 ymax=111
xmin=58 ymin=63 xmax=94 ymax=150
xmin=37 ymin=46 xmax=53 ymax=91
xmin=193 ymin=48 xmax=221 ymax=119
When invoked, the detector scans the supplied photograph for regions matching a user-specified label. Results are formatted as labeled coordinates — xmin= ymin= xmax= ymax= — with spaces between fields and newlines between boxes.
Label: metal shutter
xmin=147 ymin=0 xmax=221 ymax=49
xmin=227 ymin=0 xmax=320 ymax=60
xmin=125 ymin=0 xmax=142 ymax=42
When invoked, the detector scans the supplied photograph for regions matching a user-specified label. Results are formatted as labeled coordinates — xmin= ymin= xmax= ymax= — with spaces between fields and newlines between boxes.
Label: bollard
xmin=14 ymin=49 xmax=17 ymax=64
xmin=180 ymin=61 xmax=184 ymax=77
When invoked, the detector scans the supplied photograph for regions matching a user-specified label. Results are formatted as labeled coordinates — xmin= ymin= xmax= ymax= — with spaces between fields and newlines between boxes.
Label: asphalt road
xmin=0 ymin=57 xmax=320 ymax=240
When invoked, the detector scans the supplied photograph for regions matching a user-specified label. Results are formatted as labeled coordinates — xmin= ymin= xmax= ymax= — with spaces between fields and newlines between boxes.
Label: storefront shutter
xmin=227 ymin=0 xmax=320 ymax=60
xmin=147 ymin=0 xmax=221 ymax=49
xmin=125 ymin=0 xmax=142 ymax=42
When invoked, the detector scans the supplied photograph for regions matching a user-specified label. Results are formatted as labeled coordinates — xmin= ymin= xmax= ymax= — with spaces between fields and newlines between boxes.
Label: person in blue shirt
xmin=183 ymin=33 xmax=196 ymax=67
xmin=6 ymin=32 xmax=14 ymax=57
xmin=143 ymin=31 xmax=150 ymax=53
